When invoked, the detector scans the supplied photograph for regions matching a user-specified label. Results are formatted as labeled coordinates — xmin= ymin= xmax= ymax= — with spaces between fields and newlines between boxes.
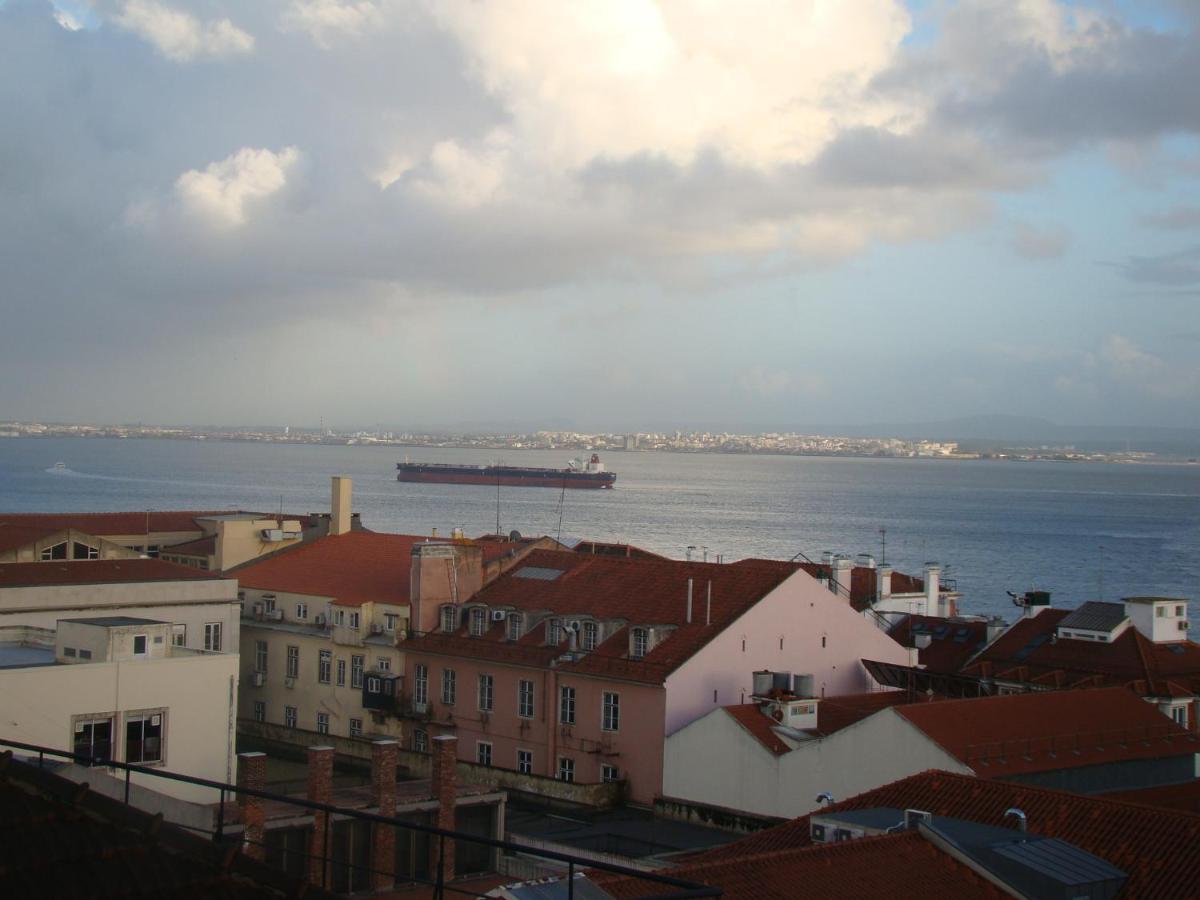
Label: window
xmin=414 ymin=730 xmax=428 ymax=753
xmin=286 ymin=645 xmax=300 ymax=679
xmin=547 ymin=618 xmax=562 ymax=646
xmin=518 ymin=680 xmax=534 ymax=719
xmin=478 ymin=674 xmax=494 ymax=712
xmin=631 ymin=628 xmax=647 ymax=659
xmin=255 ymin=640 xmax=268 ymax=673
xmin=349 ymin=611 xmax=360 ymax=630
xmin=507 ymin=614 xmax=522 ymax=641
xmin=602 ymin=765 xmax=619 ymax=783
xmin=285 ymin=706 xmax=297 ymax=728
xmin=377 ymin=657 xmax=391 ymax=672
xmin=295 ymin=602 xmax=308 ymax=621
xmin=336 ymin=658 xmax=346 ymax=686
xmin=253 ymin=701 xmax=265 ymax=722
xmin=558 ymin=757 xmax=575 ymax=783
xmin=351 ymin=655 xmax=364 ymax=689
xmin=79 ymin=649 xmax=92 ymax=660
xmin=517 ymin=749 xmax=533 ymax=775
xmin=367 ymin=676 xmax=382 ymax=694
xmin=118 ymin=713 xmax=164 ymax=761
xmin=203 ymin=622 xmax=222 ymax=652
xmin=559 ymin=685 xmax=576 ymax=725
xmin=73 ymin=542 xmax=99 ymax=560
xmin=133 ymin=634 xmax=148 ymax=657
xmin=441 ymin=606 xmax=457 ymax=633
xmin=262 ymin=596 xmax=276 ymax=613
xmin=602 ymin=692 xmax=620 ymax=732
xmin=384 ymin=613 xmax=399 ymax=632
xmin=41 ymin=542 xmax=67 ymax=561
xmin=333 ymin=608 xmax=345 ymax=626
xmin=582 ymin=621 xmax=598 ymax=651
xmin=414 ymin=664 xmax=429 ymax=706
xmin=349 ymin=718 xmax=362 ymax=737
xmin=470 ymin=607 xmax=487 ymax=636
xmin=318 ymin=650 xmax=332 ymax=684
xmin=1172 ymin=705 xmax=1188 ymax=727
xmin=73 ymin=715 xmax=113 ymax=762
xmin=64 ymin=647 xmax=76 ymax=658
xmin=317 ymin=712 xmax=329 ymax=735
xmin=442 ymin=669 xmax=456 ymax=705
xmin=171 ymin=624 xmax=186 ymax=647
xmin=477 ymin=741 xmax=492 ymax=766
xmin=145 ymin=545 xmax=161 ymax=558
xmin=1177 ymin=605 xmax=1186 ymax=617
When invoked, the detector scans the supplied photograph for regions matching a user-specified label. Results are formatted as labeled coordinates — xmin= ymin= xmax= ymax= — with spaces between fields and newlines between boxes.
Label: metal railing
xmin=0 ymin=737 xmax=720 ymax=899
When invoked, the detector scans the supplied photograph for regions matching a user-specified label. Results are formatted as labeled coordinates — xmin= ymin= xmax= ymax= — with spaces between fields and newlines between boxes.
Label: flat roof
xmin=59 ymin=616 xmax=166 ymax=627
xmin=0 ymin=645 xmax=56 ymax=669
xmin=0 ymin=559 xmax=225 ymax=588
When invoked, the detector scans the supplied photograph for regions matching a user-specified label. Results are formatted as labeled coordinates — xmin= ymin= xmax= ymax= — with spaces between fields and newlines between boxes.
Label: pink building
xmin=400 ymin=549 xmax=911 ymax=806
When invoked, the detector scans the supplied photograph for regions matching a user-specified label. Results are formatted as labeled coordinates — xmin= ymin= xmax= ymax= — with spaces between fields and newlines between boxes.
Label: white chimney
xmin=833 ymin=556 xmax=853 ymax=600
xmin=330 ymin=476 xmax=352 ymax=536
xmin=878 ymin=565 xmax=893 ymax=601
xmin=924 ymin=563 xmax=941 ymax=616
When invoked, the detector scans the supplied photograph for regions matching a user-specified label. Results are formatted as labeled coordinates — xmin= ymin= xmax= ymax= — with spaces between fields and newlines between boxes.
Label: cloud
xmin=1142 ymin=206 xmax=1200 ymax=230
xmin=113 ymin=0 xmax=254 ymax=62
xmin=173 ymin=146 xmax=300 ymax=227
xmin=281 ymin=0 xmax=384 ymax=47
xmin=1093 ymin=335 xmax=1199 ymax=400
xmin=1117 ymin=245 xmax=1200 ymax=286
xmin=1010 ymin=222 xmax=1071 ymax=259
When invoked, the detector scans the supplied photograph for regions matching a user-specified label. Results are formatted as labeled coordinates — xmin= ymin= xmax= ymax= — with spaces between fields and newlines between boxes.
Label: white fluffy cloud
xmin=281 ymin=0 xmax=384 ymax=47
xmin=174 ymin=146 xmax=300 ymax=226
xmin=113 ymin=0 xmax=254 ymax=62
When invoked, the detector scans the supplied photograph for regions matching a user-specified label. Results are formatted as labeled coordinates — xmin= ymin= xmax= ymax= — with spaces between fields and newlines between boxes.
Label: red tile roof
xmin=0 ymin=559 xmax=221 ymax=587
xmin=963 ymin=609 xmax=1200 ymax=695
xmin=596 ymin=830 xmax=1007 ymax=900
xmin=723 ymin=704 xmax=793 ymax=755
xmin=229 ymin=532 xmax=434 ymax=607
xmin=572 ymin=541 xmax=668 ymax=560
xmin=896 ymin=686 xmax=1197 ymax=777
xmin=404 ymin=550 xmax=801 ymax=683
xmin=814 ymin=690 xmax=944 ymax=736
xmin=160 ymin=535 xmax=217 ymax=556
xmin=1103 ymin=778 xmax=1200 ymax=815
xmin=888 ymin=615 xmax=990 ymax=673
xmin=0 ymin=523 xmax=65 ymax=553
xmin=692 ymin=770 xmax=1200 ymax=899
xmin=0 ymin=510 xmax=253 ymax=535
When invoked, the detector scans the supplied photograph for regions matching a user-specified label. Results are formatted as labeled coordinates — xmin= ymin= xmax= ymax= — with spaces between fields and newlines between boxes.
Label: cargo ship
xmin=396 ymin=453 xmax=616 ymax=489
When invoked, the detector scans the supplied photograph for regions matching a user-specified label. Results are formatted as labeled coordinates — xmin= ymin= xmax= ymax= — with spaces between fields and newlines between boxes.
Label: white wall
xmin=664 ymin=706 xmax=971 ymax=819
xmin=0 ymin=651 xmax=239 ymax=804
xmin=663 ymin=569 xmax=912 ymax=735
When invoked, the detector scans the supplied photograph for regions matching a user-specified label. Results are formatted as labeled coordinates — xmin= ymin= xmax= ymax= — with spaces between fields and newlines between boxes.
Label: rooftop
xmin=887 ymin=615 xmax=990 ymax=673
xmin=1058 ymin=600 xmax=1128 ymax=633
xmin=59 ymin=615 xmax=166 ymax=627
xmin=0 ymin=559 xmax=224 ymax=588
xmin=0 ymin=510 xmax=263 ymax=536
xmin=895 ymin=686 xmax=1197 ymax=777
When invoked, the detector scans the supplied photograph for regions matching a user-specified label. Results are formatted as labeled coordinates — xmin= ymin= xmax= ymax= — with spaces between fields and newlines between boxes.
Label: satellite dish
xmin=508 ymin=530 xmax=523 ymax=541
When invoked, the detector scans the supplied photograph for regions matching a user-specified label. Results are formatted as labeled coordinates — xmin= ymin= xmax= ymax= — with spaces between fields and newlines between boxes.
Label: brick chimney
xmin=236 ymin=751 xmax=267 ymax=862
xmin=331 ymin=476 xmax=352 ymax=536
xmin=370 ymin=740 xmax=399 ymax=891
xmin=306 ymin=745 xmax=335 ymax=887
xmin=428 ymin=735 xmax=458 ymax=885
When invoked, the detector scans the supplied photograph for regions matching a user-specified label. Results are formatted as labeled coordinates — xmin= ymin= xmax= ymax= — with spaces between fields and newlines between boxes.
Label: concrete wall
xmin=663 ymin=706 xmax=970 ymax=819
xmin=663 ymin=569 xmax=913 ymax=735
xmin=0 ymin=651 xmax=239 ymax=804
xmin=0 ymin=578 xmax=240 ymax=654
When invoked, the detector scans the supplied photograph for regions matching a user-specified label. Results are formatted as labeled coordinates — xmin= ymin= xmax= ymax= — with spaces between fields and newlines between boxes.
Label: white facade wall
xmin=0 ymin=651 xmax=239 ymax=804
xmin=663 ymin=570 xmax=912 ymax=735
xmin=0 ymin=579 xmax=240 ymax=654
xmin=664 ymin=707 xmax=971 ymax=819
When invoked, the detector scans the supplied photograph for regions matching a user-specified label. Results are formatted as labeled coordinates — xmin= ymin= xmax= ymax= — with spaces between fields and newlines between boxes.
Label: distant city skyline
xmin=1 ymin=1 xmax=1198 ymax=428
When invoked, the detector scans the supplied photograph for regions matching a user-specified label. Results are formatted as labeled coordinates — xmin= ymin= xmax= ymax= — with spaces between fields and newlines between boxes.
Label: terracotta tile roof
xmin=0 ymin=510 xmax=256 ymax=535
xmin=814 ymin=690 xmax=944 ymax=736
xmin=887 ymin=615 xmax=990 ymax=673
xmin=1103 ymin=778 xmax=1200 ymax=815
xmin=0 ymin=559 xmax=221 ymax=587
xmin=692 ymin=770 xmax=1200 ymax=899
xmin=596 ymin=830 xmax=1007 ymax=900
xmin=896 ymin=686 xmax=1197 ymax=777
xmin=723 ymin=704 xmax=793 ymax=755
xmin=0 ymin=523 xmax=66 ymax=553
xmin=964 ymin=609 xmax=1200 ymax=695
xmin=161 ymin=535 xmax=217 ymax=556
xmin=405 ymin=550 xmax=801 ymax=683
xmin=229 ymin=531 xmax=434 ymax=607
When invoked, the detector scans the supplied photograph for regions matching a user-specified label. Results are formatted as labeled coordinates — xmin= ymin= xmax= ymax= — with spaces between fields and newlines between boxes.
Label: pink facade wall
xmin=404 ymin=652 xmax=667 ymax=806
xmin=663 ymin=570 xmax=911 ymax=734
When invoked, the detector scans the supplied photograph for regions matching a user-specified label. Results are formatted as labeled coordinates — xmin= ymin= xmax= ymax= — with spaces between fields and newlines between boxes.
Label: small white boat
xmin=52 ymin=461 xmax=66 ymax=471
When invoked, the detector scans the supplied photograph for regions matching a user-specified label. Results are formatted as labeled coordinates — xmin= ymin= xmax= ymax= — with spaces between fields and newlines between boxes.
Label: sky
xmin=1 ymin=0 xmax=1199 ymax=431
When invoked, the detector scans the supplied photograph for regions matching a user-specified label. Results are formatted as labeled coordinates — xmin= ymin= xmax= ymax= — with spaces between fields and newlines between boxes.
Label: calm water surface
xmin=1 ymin=438 xmax=1197 ymax=628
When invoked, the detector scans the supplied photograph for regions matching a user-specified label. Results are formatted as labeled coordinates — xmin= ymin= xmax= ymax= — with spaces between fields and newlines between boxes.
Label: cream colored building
xmin=0 ymin=616 xmax=239 ymax=804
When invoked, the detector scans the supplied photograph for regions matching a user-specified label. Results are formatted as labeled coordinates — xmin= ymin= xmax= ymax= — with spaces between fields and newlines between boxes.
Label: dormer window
xmin=470 ymin=607 xmax=487 ymax=637
xmin=40 ymin=542 xmax=67 ymax=561
xmin=631 ymin=627 xmax=648 ymax=659
xmin=507 ymin=613 xmax=523 ymax=641
xmin=582 ymin=621 xmax=598 ymax=651
xmin=441 ymin=606 xmax=458 ymax=634
xmin=547 ymin=618 xmax=562 ymax=646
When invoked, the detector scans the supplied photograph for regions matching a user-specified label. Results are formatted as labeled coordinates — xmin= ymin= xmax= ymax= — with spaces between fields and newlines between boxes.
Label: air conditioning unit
xmin=261 ymin=528 xmax=285 ymax=542
xmin=491 ymin=610 xmax=507 ymax=622
xmin=315 ymin=614 xmax=326 ymax=626
xmin=284 ymin=677 xmax=296 ymax=689
xmin=251 ymin=672 xmax=265 ymax=687
xmin=267 ymin=609 xmax=283 ymax=621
